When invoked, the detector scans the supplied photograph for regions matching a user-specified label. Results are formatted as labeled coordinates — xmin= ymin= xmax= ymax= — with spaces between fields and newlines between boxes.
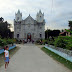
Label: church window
xmin=17 ymin=34 xmax=19 ymax=38
xmin=17 ymin=17 xmax=19 ymax=20
xmin=40 ymin=34 xmax=42 ymax=38
xmin=40 ymin=16 xmax=42 ymax=21
xmin=40 ymin=27 xmax=42 ymax=29
xmin=17 ymin=25 xmax=21 ymax=29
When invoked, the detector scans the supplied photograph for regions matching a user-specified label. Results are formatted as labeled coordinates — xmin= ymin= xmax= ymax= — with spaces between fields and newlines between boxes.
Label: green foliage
xmin=0 ymin=38 xmax=7 ymax=46
xmin=54 ymin=37 xmax=67 ymax=48
xmin=7 ymin=39 xmax=13 ymax=44
xmin=0 ymin=38 xmax=16 ymax=47
xmin=54 ymin=36 xmax=72 ymax=50
xmin=42 ymin=39 xmax=48 ymax=44
xmin=69 ymin=21 xmax=72 ymax=26
xmin=65 ymin=29 xmax=72 ymax=33
xmin=13 ymin=38 xmax=16 ymax=43
xmin=36 ymin=39 xmax=48 ymax=45
xmin=0 ymin=18 xmax=12 ymax=38
xmin=7 ymin=38 xmax=16 ymax=44
xmin=65 ymin=39 xmax=72 ymax=50
xmin=48 ymin=40 xmax=54 ymax=45
xmin=45 ymin=29 xmax=60 ymax=39
xmin=36 ymin=40 xmax=40 ymax=44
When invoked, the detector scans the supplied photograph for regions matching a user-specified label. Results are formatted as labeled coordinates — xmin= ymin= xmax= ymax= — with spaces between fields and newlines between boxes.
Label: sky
xmin=0 ymin=0 xmax=72 ymax=31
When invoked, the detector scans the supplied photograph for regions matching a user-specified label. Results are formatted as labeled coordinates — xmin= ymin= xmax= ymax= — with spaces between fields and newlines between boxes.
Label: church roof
xmin=24 ymin=14 xmax=35 ymax=21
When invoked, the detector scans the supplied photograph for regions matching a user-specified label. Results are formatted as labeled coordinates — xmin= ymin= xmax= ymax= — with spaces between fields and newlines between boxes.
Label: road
xmin=0 ymin=43 xmax=71 ymax=72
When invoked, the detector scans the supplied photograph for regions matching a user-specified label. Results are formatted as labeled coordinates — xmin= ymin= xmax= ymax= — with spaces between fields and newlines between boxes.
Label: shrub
xmin=66 ymin=39 xmax=72 ymax=50
xmin=54 ymin=36 xmax=72 ymax=50
xmin=42 ymin=39 xmax=48 ymax=44
xmin=7 ymin=38 xmax=16 ymax=45
xmin=48 ymin=40 xmax=54 ymax=45
xmin=54 ymin=37 xmax=67 ymax=48
xmin=36 ymin=40 xmax=40 ymax=43
xmin=0 ymin=38 xmax=16 ymax=47
xmin=7 ymin=39 xmax=13 ymax=44
xmin=0 ymin=38 xmax=7 ymax=46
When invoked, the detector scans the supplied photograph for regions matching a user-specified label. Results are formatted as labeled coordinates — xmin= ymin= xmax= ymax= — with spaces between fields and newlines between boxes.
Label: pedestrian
xmin=4 ymin=46 xmax=10 ymax=69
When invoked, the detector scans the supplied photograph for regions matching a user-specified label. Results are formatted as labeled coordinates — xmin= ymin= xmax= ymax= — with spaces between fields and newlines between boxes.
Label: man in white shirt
xmin=4 ymin=46 xmax=10 ymax=69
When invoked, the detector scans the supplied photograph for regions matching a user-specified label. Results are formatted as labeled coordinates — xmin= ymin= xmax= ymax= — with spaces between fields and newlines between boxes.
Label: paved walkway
xmin=0 ymin=43 xmax=71 ymax=72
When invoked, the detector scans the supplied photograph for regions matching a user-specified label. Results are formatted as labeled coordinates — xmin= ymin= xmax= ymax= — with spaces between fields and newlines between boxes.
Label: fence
xmin=45 ymin=44 xmax=72 ymax=62
xmin=0 ymin=45 xmax=16 ymax=54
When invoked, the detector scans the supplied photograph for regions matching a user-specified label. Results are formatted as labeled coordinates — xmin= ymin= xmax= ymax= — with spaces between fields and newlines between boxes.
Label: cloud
xmin=0 ymin=0 xmax=72 ymax=31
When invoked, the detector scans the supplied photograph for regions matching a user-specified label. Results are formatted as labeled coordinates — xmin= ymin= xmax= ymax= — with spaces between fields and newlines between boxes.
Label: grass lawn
xmin=0 ymin=46 xmax=20 ymax=67
xmin=41 ymin=47 xmax=72 ymax=71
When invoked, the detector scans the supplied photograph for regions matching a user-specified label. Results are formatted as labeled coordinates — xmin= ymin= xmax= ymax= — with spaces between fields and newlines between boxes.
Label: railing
xmin=45 ymin=44 xmax=72 ymax=62
xmin=0 ymin=45 xmax=16 ymax=54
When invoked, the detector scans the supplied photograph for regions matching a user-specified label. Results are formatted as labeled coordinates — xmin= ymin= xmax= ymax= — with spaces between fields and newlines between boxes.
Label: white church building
xmin=14 ymin=10 xmax=45 ymax=41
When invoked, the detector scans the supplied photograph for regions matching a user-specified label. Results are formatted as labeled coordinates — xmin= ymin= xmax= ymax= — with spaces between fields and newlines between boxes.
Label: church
xmin=14 ymin=10 xmax=45 ymax=41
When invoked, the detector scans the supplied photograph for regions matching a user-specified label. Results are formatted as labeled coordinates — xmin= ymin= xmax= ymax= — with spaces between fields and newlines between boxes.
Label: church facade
xmin=14 ymin=10 xmax=45 ymax=41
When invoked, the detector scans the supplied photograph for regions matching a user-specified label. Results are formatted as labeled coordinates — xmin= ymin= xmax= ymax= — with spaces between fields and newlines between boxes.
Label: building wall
xmin=14 ymin=10 xmax=45 ymax=41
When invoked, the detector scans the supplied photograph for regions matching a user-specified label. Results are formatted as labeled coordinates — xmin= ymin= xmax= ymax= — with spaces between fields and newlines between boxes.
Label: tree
xmin=52 ymin=30 xmax=60 ymax=37
xmin=69 ymin=21 xmax=72 ymax=31
xmin=0 ymin=17 xmax=12 ymax=38
xmin=0 ymin=17 xmax=4 ymax=22
xmin=45 ymin=29 xmax=60 ymax=39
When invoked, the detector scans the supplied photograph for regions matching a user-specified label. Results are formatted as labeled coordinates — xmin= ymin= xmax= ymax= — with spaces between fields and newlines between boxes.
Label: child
xmin=4 ymin=46 xmax=10 ymax=69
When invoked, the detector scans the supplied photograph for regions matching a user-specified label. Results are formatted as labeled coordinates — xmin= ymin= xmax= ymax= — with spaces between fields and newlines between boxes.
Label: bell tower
xmin=36 ymin=10 xmax=44 ymax=23
xmin=15 ymin=9 xmax=22 ymax=21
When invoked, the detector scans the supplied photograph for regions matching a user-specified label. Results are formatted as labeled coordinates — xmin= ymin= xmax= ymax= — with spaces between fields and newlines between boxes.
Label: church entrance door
xmin=27 ymin=33 xmax=31 ymax=42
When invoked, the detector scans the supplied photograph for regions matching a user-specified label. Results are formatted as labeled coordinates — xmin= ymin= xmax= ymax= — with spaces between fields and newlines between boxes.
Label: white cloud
xmin=0 ymin=0 xmax=72 ymax=31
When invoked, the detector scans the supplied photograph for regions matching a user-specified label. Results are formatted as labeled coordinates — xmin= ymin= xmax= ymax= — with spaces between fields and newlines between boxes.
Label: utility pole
xmin=47 ymin=27 xmax=48 ymax=39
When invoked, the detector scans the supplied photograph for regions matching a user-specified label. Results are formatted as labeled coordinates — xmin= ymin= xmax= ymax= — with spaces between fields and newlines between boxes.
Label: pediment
xmin=24 ymin=15 xmax=35 ymax=24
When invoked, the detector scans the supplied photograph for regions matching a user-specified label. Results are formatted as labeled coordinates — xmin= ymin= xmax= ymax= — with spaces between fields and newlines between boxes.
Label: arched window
xmin=40 ymin=16 xmax=41 ymax=18
xmin=17 ymin=34 xmax=19 ymax=38
xmin=17 ymin=17 xmax=19 ymax=21
xmin=40 ymin=34 xmax=42 ymax=38
xmin=40 ymin=27 xmax=42 ymax=29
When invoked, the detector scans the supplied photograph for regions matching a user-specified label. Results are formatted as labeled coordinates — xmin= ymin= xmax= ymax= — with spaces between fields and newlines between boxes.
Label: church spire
xmin=18 ymin=9 xmax=20 ymax=13
xmin=36 ymin=9 xmax=44 ymax=23
xmin=39 ymin=9 xmax=42 ymax=13
xmin=15 ymin=9 xmax=22 ymax=21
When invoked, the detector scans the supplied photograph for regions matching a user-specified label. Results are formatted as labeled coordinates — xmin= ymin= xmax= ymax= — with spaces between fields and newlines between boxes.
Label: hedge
xmin=0 ymin=38 xmax=16 ymax=47
xmin=54 ymin=36 xmax=72 ymax=50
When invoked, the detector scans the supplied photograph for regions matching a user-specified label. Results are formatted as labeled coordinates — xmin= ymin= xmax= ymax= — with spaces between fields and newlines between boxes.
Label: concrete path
xmin=0 ymin=43 xmax=71 ymax=72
